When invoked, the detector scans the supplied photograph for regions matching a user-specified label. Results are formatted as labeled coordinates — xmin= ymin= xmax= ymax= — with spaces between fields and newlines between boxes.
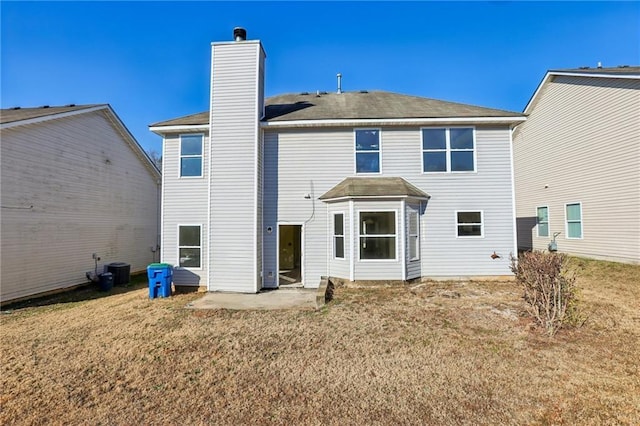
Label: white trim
xmin=207 ymin=43 xmax=215 ymax=292
xmin=321 ymin=194 xmax=430 ymax=203
xmin=455 ymin=210 xmax=485 ymax=239
xmin=176 ymin=224 xmax=203 ymax=270
xmin=421 ymin=126 xmax=476 ymax=174
xmin=509 ymin=129 xmax=518 ymax=257
xmin=332 ymin=212 xmax=346 ymax=260
xmin=400 ymin=200 xmax=407 ymax=280
xmin=349 ymin=200 xmax=355 ymax=281
xmin=564 ymin=202 xmax=583 ymax=240
xmin=253 ymin=42 xmax=260 ymax=293
xmin=354 ymin=128 xmax=382 ymax=175
xmin=357 ymin=209 xmax=399 ymax=262
xmin=179 ymin=133 xmax=204 ymax=178
xmin=159 ymin=135 xmax=167 ymax=264
xmin=149 ymin=124 xmax=209 ymax=134
xmin=261 ymin=116 xmax=526 ymax=128
xmin=536 ymin=205 xmax=550 ymax=238
xmin=0 ymin=105 xmax=109 ymax=129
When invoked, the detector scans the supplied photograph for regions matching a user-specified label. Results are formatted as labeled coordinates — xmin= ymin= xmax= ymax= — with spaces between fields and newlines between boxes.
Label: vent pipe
xmin=337 ymin=73 xmax=342 ymax=94
xmin=597 ymin=61 xmax=602 ymax=69
xmin=233 ymin=27 xmax=247 ymax=42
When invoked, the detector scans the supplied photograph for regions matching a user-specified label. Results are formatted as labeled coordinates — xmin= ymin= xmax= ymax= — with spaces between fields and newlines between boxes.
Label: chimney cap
xmin=233 ymin=27 xmax=247 ymax=41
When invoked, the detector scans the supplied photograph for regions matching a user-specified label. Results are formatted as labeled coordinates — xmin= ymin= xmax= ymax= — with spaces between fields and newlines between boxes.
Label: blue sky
xmin=2 ymin=1 xmax=639 ymax=155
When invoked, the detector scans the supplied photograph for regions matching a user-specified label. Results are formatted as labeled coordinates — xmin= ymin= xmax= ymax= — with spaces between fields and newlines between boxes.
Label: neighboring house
xmin=149 ymin=28 xmax=525 ymax=292
xmin=513 ymin=66 xmax=640 ymax=264
xmin=1 ymin=104 xmax=161 ymax=302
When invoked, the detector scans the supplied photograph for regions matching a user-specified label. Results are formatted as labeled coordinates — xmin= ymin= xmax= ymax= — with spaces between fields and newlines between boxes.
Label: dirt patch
xmin=1 ymin=259 xmax=639 ymax=425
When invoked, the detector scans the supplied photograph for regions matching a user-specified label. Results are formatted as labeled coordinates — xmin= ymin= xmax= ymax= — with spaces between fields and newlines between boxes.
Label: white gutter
xmin=261 ymin=116 xmax=526 ymax=128
xmin=149 ymin=124 xmax=209 ymax=135
xmin=320 ymin=194 xmax=431 ymax=203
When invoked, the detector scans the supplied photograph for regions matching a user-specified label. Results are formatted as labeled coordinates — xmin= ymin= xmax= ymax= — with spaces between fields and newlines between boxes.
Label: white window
xmin=565 ymin=203 xmax=583 ymax=239
xmin=408 ymin=210 xmax=420 ymax=261
xmin=422 ymin=127 xmax=475 ymax=172
xmin=537 ymin=206 xmax=549 ymax=237
xmin=456 ymin=211 xmax=483 ymax=238
xmin=355 ymin=129 xmax=381 ymax=174
xmin=333 ymin=213 xmax=345 ymax=259
xmin=359 ymin=211 xmax=396 ymax=260
xmin=180 ymin=134 xmax=203 ymax=177
xmin=178 ymin=225 xmax=201 ymax=267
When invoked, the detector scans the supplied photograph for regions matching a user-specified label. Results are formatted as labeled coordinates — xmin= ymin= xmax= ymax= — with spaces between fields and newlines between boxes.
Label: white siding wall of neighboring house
xmin=514 ymin=76 xmax=640 ymax=264
xmin=160 ymin=133 xmax=209 ymax=286
xmin=262 ymin=124 xmax=515 ymax=286
xmin=209 ymin=41 xmax=265 ymax=292
xmin=1 ymin=111 xmax=159 ymax=301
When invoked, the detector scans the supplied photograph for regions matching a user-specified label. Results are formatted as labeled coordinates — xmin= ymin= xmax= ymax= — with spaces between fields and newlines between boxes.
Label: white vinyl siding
xmin=565 ymin=202 xmax=583 ymax=239
xmin=1 ymin=110 xmax=160 ymax=302
xmin=208 ymin=41 xmax=265 ymax=292
xmin=514 ymin=75 xmax=639 ymax=263
xmin=263 ymin=125 xmax=516 ymax=283
xmin=537 ymin=206 xmax=549 ymax=237
xmin=160 ymin=132 xmax=209 ymax=286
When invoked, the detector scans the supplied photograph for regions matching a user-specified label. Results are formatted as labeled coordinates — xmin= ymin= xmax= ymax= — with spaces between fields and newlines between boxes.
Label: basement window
xmin=359 ymin=211 xmax=396 ymax=260
xmin=355 ymin=129 xmax=381 ymax=173
xmin=180 ymin=134 xmax=203 ymax=177
xmin=178 ymin=225 xmax=201 ymax=268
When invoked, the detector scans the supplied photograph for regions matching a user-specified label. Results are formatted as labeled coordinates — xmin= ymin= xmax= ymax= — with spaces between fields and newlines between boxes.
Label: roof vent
xmin=337 ymin=73 xmax=342 ymax=94
xmin=359 ymin=90 xmax=369 ymax=94
xmin=66 ymin=103 xmax=76 ymax=107
xmin=618 ymin=65 xmax=630 ymax=68
xmin=12 ymin=106 xmax=21 ymax=110
xmin=300 ymin=92 xmax=309 ymax=95
xmin=579 ymin=66 xmax=590 ymax=70
xmin=233 ymin=27 xmax=247 ymax=42
xmin=597 ymin=61 xmax=602 ymax=69
xmin=41 ymin=105 xmax=50 ymax=108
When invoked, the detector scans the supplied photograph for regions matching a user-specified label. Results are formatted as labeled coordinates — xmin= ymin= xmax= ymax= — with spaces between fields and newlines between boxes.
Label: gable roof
xmin=319 ymin=177 xmax=430 ymax=202
xmin=0 ymin=104 xmax=106 ymax=126
xmin=1 ymin=104 xmax=161 ymax=179
xmin=149 ymin=90 xmax=524 ymax=132
xmin=522 ymin=66 xmax=640 ymax=115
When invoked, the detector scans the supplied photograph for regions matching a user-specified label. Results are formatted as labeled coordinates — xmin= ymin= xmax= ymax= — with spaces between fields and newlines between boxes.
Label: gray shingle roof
xmin=319 ymin=177 xmax=430 ymax=201
xmin=150 ymin=90 xmax=523 ymax=127
xmin=0 ymin=104 xmax=105 ymax=125
xmin=551 ymin=66 xmax=640 ymax=75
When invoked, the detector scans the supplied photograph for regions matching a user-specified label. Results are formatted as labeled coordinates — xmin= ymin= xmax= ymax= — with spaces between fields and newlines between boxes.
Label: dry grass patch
xmin=1 ymin=259 xmax=639 ymax=425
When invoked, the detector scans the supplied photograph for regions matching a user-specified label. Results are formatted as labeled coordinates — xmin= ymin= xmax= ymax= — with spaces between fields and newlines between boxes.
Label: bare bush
xmin=511 ymin=251 xmax=580 ymax=335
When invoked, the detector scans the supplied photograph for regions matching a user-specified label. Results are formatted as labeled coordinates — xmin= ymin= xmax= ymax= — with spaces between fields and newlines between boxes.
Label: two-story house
xmin=513 ymin=66 xmax=640 ymax=264
xmin=150 ymin=28 xmax=526 ymax=292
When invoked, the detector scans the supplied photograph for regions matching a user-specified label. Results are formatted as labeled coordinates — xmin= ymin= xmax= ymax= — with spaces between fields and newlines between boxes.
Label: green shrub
xmin=510 ymin=251 xmax=581 ymax=336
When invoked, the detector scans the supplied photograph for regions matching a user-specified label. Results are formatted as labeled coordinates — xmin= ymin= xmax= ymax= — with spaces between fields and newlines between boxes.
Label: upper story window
xmin=180 ymin=134 xmax=203 ymax=177
xmin=359 ymin=211 xmax=396 ymax=260
xmin=355 ymin=129 xmax=380 ymax=174
xmin=422 ymin=127 xmax=475 ymax=173
xmin=456 ymin=211 xmax=483 ymax=238
xmin=537 ymin=206 xmax=549 ymax=237
xmin=565 ymin=203 xmax=583 ymax=239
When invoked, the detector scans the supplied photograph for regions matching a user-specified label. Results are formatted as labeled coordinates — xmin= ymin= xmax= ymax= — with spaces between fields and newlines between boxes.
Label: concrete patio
xmin=185 ymin=287 xmax=327 ymax=310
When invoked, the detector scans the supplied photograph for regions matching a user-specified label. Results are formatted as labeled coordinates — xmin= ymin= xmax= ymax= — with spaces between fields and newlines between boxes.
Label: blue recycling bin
xmin=147 ymin=263 xmax=173 ymax=299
